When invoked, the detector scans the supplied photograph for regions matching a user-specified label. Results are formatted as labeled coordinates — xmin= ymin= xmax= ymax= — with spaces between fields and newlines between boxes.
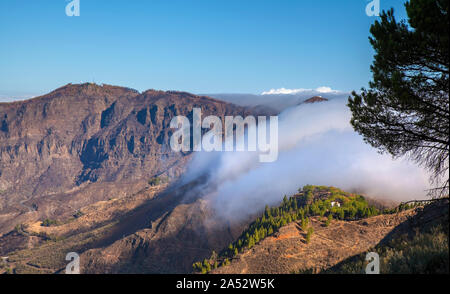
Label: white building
xmin=330 ymin=201 xmax=341 ymax=208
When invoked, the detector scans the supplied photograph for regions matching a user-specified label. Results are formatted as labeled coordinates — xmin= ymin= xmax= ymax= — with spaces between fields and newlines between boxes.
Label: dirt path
xmin=19 ymin=196 xmax=34 ymax=213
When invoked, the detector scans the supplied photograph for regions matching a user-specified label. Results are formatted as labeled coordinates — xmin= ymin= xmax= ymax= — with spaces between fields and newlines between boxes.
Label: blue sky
xmin=0 ymin=0 xmax=408 ymax=99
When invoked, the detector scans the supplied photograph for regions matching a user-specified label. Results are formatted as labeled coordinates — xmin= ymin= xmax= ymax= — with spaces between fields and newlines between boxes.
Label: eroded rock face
xmin=0 ymin=83 xmax=249 ymax=234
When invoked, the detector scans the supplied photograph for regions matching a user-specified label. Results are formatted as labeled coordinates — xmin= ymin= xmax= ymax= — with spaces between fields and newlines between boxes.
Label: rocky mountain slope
xmin=0 ymin=179 xmax=251 ymax=274
xmin=0 ymin=83 xmax=251 ymax=234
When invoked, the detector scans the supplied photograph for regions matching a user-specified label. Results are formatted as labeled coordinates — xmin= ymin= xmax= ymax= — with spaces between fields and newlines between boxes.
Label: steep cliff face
xmin=0 ymin=84 xmax=137 ymax=197
xmin=0 ymin=83 xmax=248 ymax=234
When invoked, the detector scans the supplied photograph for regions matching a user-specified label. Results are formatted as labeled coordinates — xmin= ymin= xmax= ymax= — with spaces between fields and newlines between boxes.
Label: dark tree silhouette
xmin=348 ymin=0 xmax=449 ymax=195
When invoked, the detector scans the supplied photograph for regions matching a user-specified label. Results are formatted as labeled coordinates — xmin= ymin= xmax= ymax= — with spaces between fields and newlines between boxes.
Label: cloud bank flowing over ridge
xmin=183 ymin=97 xmax=431 ymax=222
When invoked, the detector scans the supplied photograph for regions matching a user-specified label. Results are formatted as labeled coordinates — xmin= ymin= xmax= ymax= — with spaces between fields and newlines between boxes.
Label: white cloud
xmin=0 ymin=93 xmax=38 ymax=103
xmin=315 ymin=86 xmax=335 ymax=93
xmin=183 ymin=98 xmax=430 ymax=222
xmin=261 ymin=86 xmax=340 ymax=95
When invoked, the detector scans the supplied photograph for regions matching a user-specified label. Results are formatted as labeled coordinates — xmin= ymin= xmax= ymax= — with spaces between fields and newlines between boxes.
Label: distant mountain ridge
xmin=206 ymin=91 xmax=347 ymax=112
xmin=303 ymin=96 xmax=329 ymax=104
